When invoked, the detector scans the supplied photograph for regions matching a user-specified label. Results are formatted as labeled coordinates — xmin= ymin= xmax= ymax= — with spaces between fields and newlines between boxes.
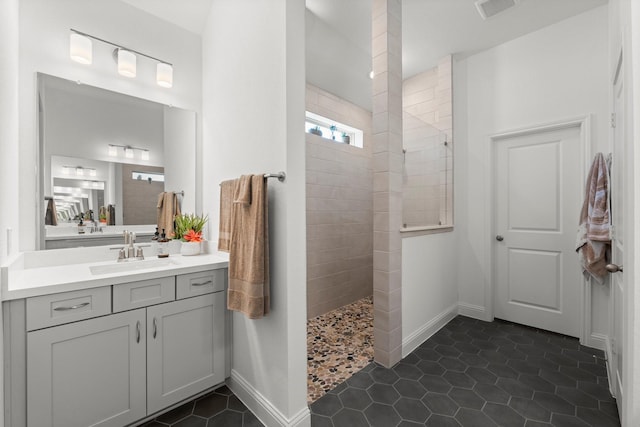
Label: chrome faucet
xmin=90 ymin=221 xmax=103 ymax=233
xmin=117 ymin=231 xmax=144 ymax=262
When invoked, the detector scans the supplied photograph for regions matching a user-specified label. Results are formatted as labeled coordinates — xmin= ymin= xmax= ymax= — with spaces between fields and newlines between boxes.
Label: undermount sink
xmin=89 ymin=258 xmax=177 ymax=275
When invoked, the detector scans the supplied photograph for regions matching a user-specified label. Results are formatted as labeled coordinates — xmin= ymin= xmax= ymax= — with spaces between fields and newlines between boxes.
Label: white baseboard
xmin=228 ymin=370 xmax=311 ymax=427
xmin=587 ymin=332 xmax=608 ymax=352
xmin=402 ymin=303 xmax=458 ymax=357
xmin=457 ymin=302 xmax=486 ymax=320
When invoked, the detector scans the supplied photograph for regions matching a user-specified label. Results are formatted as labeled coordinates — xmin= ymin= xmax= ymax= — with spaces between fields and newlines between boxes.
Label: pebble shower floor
xmin=307 ymin=296 xmax=375 ymax=403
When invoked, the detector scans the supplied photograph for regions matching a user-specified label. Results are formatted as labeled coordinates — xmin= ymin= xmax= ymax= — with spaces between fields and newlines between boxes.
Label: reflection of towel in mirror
xmin=157 ymin=192 xmax=181 ymax=238
xmin=225 ymin=175 xmax=270 ymax=319
xmin=45 ymin=198 xmax=58 ymax=226
xmin=576 ymin=153 xmax=611 ymax=284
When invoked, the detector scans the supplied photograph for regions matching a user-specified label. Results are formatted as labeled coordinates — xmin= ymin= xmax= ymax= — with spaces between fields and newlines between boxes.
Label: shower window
xmin=305 ymin=111 xmax=364 ymax=148
xmin=402 ymin=112 xmax=453 ymax=230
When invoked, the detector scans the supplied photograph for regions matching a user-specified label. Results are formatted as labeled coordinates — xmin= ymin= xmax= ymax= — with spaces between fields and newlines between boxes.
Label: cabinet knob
xmin=496 ymin=235 xmax=504 ymax=242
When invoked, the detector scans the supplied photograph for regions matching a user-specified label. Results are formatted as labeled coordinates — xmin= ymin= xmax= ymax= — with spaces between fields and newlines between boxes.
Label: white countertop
xmin=1 ymin=248 xmax=229 ymax=301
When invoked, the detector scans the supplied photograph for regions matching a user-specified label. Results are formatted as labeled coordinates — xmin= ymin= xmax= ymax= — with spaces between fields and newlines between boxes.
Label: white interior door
xmin=609 ymin=49 xmax=625 ymax=413
xmin=494 ymin=124 xmax=582 ymax=337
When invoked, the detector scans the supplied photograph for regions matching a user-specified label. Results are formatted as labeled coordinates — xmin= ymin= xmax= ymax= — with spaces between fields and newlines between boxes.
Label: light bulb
xmin=125 ymin=147 xmax=134 ymax=158
xmin=141 ymin=150 xmax=150 ymax=161
xmin=108 ymin=145 xmax=118 ymax=156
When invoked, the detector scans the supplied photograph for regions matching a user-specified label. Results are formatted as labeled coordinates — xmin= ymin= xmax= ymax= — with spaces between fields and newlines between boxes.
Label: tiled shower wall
xmin=402 ymin=56 xmax=453 ymax=227
xmin=306 ymin=84 xmax=373 ymax=319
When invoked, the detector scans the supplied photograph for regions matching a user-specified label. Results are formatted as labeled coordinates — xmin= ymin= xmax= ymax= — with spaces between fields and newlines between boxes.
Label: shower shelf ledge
xmin=400 ymin=224 xmax=454 ymax=237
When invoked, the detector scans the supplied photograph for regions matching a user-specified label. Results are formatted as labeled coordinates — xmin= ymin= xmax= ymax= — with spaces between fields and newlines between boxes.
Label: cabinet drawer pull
xmin=53 ymin=302 xmax=90 ymax=311
xmin=153 ymin=318 xmax=158 ymax=339
xmin=192 ymin=280 xmax=213 ymax=287
xmin=136 ymin=321 xmax=141 ymax=343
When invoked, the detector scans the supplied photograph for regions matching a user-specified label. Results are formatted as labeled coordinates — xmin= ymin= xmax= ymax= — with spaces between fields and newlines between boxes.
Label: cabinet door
xmin=27 ymin=309 xmax=146 ymax=427
xmin=147 ymin=293 xmax=225 ymax=414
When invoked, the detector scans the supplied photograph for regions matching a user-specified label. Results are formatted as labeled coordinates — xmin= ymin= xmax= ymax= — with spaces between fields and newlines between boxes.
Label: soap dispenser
xmin=77 ymin=217 xmax=85 ymax=234
xmin=157 ymin=229 xmax=169 ymax=258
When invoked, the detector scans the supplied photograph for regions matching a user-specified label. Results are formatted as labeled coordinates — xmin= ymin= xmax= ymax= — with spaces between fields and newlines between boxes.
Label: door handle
xmin=153 ymin=317 xmax=158 ymax=339
xmin=496 ymin=235 xmax=504 ymax=242
xmin=136 ymin=321 xmax=141 ymax=343
xmin=606 ymin=264 xmax=623 ymax=273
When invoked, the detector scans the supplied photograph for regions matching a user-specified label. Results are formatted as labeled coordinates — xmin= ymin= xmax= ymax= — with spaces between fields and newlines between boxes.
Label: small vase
xmin=168 ymin=239 xmax=182 ymax=254
xmin=180 ymin=241 xmax=201 ymax=256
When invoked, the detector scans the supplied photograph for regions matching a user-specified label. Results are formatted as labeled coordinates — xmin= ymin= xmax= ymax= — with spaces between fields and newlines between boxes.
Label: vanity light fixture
xmin=117 ymin=49 xmax=137 ymax=78
xmin=62 ymin=166 xmax=96 ymax=177
xmin=156 ymin=63 xmax=173 ymax=88
xmin=69 ymin=32 xmax=92 ymax=64
xmin=108 ymin=144 xmax=150 ymax=160
xmin=69 ymin=29 xmax=173 ymax=88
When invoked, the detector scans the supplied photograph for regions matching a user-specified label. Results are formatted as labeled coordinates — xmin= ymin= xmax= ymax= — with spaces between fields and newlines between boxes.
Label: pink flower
xmin=183 ymin=229 xmax=203 ymax=243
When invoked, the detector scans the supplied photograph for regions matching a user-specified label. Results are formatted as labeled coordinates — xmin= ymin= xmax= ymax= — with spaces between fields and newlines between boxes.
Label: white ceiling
xmin=120 ymin=0 xmax=608 ymax=108
xmin=120 ymin=0 xmax=608 ymax=77
xmin=402 ymin=0 xmax=608 ymax=78
xmin=120 ymin=0 xmax=213 ymax=35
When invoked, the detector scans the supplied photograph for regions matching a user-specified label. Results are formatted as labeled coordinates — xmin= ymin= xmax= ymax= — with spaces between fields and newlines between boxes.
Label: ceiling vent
xmin=475 ymin=0 xmax=519 ymax=20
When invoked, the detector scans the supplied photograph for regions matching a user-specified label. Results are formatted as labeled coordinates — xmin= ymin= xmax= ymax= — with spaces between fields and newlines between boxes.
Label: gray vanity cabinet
xmin=27 ymin=308 xmax=147 ymax=427
xmin=147 ymin=292 xmax=225 ymax=414
xmin=17 ymin=268 xmax=227 ymax=427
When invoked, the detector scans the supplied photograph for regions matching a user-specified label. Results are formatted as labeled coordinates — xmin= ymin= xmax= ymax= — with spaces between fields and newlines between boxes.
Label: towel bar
xmin=263 ymin=172 xmax=286 ymax=182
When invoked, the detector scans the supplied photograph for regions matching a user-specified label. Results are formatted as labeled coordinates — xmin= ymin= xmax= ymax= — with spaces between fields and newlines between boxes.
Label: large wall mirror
xmin=37 ymin=73 xmax=196 ymax=249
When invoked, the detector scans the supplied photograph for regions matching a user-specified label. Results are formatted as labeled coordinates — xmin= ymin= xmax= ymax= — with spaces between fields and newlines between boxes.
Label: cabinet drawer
xmin=26 ymin=286 xmax=111 ymax=331
xmin=176 ymin=269 xmax=225 ymax=299
xmin=113 ymin=277 xmax=175 ymax=312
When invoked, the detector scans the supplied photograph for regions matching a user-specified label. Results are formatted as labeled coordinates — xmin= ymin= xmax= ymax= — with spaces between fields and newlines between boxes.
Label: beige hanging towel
xmin=157 ymin=192 xmax=181 ymax=238
xmin=576 ymin=153 xmax=611 ymax=284
xmin=226 ymin=174 xmax=270 ymax=319
xmin=218 ymin=180 xmax=234 ymax=252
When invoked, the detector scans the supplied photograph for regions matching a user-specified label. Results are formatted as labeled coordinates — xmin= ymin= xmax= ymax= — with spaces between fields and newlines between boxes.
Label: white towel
xmin=576 ymin=153 xmax=611 ymax=284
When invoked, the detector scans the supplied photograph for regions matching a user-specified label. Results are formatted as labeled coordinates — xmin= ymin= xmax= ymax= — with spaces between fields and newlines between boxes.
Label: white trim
xmin=602 ymin=334 xmax=615 ymax=396
xmin=458 ymin=302 xmax=486 ymax=320
xmin=588 ymin=332 xmax=608 ymax=353
xmin=402 ymin=303 xmax=458 ymax=358
xmin=227 ymin=370 xmax=311 ymax=427
xmin=485 ymin=116 xmax=591 ymax=337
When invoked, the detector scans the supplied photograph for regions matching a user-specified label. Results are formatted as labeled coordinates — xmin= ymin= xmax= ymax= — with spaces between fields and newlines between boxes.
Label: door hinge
xmin=611 ymin=113 xmax=616 ymax=128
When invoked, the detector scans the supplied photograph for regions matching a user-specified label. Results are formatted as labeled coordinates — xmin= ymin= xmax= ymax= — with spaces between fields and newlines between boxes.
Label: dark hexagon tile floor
xmin=140 ymin=385 xmax=264 ymax=427
xmin=310 ymin=316 xmax=620 ymax=427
